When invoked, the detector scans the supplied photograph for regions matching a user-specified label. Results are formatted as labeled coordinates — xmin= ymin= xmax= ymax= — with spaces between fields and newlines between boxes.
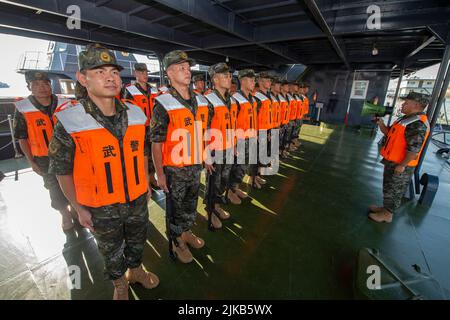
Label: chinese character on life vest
xmin=36 ymin=119 xmax=46 ymax=127
xmin=184 ymin=117 xmax=193 ymax=127
xmin=130 ymin=140 xmax=139 ymax=152
xmin=102 ymin=145 xmax=116 ymax=158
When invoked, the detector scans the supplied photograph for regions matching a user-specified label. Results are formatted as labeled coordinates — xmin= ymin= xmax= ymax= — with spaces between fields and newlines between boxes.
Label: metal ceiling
xmin=0 ymin=0 xmax=449 ymax=76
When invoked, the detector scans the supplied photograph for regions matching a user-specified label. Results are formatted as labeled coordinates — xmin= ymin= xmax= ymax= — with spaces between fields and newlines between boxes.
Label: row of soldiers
xmin=13 ymin=44 xmax=310 ymax=300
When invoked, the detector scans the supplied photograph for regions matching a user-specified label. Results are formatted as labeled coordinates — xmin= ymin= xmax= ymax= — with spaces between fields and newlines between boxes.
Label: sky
xmin=0 ymin=34 xmax=159 ymax=98
xmin=0 ymin=34 xmax=49 ymax=97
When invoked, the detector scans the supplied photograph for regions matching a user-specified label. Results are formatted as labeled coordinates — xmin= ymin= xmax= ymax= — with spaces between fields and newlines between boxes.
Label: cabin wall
xmin=303 ymin=64 xmax=391 ymax=126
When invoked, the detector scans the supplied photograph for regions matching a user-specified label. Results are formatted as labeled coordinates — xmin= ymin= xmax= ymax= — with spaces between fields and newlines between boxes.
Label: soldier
xmin=270 ymin=77 xmax=285 ymax=158
xmin=250 ymin=71 xmax=273 ymax=188
xmin=13 ymin=71 xmax=74 ymax=231
xmin=291 ymin=81 xmax=303 ymax=148
xmin=229 ymin=69 xmax=258 ymax=197
xmin=204 ymin=62 xmax=239 ymax=229
xmin=192 ymin=74 xmax=206 ymax=94
xmin=151 ymin=50 xmax=212 ymax=263
xmin=370 ymin=92 xmax=431 ymax=223
xmin=123 ymin=63 xmax=159 ymax=188
xmin=286 ymin=82 xmax=299 ymax=152
xmin=48 ymin=44 xmax=159 ymax=300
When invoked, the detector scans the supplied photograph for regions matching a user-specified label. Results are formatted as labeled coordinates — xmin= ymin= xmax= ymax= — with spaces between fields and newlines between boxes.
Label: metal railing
xmin=0 ymin=115 xmax=22 ymax=158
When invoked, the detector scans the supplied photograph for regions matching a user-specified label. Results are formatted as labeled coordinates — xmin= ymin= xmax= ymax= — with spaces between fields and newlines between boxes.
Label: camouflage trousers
xmin=35 ymin=157 xmax=69 ymax=211
xmin=90 ymin=193 xmax=149 ymax=280
xmin=292 ymin=119 xmax=303 ymax=139
xmin=279 ymin=125 xmax=287 ymax=151
xmin=165 ymin=165 xmax=202 ymax=238
xmin=205 ymin=150 xmax=232 ymax=204
xmin=383 ymin=162 xmax=415 ymax=213
xmin=229 ymin=138 xmax=255 ymax=189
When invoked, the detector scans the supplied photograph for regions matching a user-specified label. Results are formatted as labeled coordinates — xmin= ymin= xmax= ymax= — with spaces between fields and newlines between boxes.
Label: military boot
xmin=181 ymin=230 xmax=205 ymax=249
xmin=227 ymin=189 xmax=241 ymax=205
xmin=233 ymin=188 xmax=248 ymax=199
xmin=208 ymin=211 xmax=222 ymax=229
xmin=369 ymin=205 xmax=384 ymax=213
xmin=368 ymin=209 xmax=393 ymax=223
xmin=127 ymin=265 xmax=159 ymax=289
xmin=215 ymin=204 xmax=230 ymax=220
xmin=112 ymin=276 xmax=129 ymax=300
xmin=173 ymin=238 xmax=194 ymax=263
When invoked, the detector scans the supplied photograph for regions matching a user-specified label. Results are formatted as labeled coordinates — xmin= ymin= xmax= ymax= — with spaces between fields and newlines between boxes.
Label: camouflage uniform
xmin=150 ymin=87 xmax=214 ymax=238
xmin=13 ymin=93 xmax=69 ymax=211
xmin=48 ymin=44 xmax=150 ymax=280
xmin=229 ymin=88 xmax=256 ymax=189
xmin=381 ymin=111 xmax=429 ymax=213
xmin=204 ymin=87 xmax=234 ymax=203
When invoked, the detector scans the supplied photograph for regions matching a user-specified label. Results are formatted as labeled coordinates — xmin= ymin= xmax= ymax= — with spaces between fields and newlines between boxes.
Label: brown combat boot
xmin=208 ymin=212 xmax=222 ymax=229
xmin=181 ymin=230 xmax=205 ymax=249
xmin=227 ymin=189 xmax=241 ymax=205
xmin=368 ymin=208 xmax=393 ymax=223
xmin=215 ymin=204 xmax=230 ymax=220
xmin=126 ymin=265 xmax=159 ymax=289
xmin=112 ymin=276 xmax=129 ymax=300
xmin=173 ymin=238 xmax=194 ymax=263
xmin=249 ymin=176 xmax=262 ymax=189
xmin=233 ymin=188 xmax=248 ymax=199
xmin=369 ymin=205 xmax=384 ymax=213
xmin=256 ymin=176 xmax=267 ymax=185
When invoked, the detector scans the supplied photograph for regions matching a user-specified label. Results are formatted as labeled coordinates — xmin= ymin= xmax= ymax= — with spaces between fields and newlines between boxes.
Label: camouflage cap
xmin=238 ymin=69 xmax=256 ymax=79
xmin=208 ymin=62 xmax=231 ymax=78
xmin=163 ymin=50 xmax=195 ymax=70
xmin=192 ymin=74 xmax=205 ymax=82
xmin=134 ymin=63 xmax=148 ymax=71
xmin=400 ymin=91 xmax=431 ymax=107
xmin=78 ymin=43 xmax=123 ymax=71
xmin=258 ymin=71 xmax=272 ymax=80
xmin=298 ymin=81 xmax=310 ymax=88
xmin=272 ymin=76 xmax=282 ymax=84
xmin=25 ymin=71 xmax=50 ymax=84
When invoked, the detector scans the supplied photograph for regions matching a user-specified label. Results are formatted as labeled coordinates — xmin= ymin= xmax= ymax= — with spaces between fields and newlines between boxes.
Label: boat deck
xmin=1 ymin=124 xmax=449 ymax=299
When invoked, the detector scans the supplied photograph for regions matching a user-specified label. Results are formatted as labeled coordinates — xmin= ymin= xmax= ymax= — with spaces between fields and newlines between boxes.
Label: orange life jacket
xmin=295 ymin=95 xmax=303 ymax=120
xmin=55 ymin=102 xmax=148 ymax=207
xmin=270 ymin=93 xmax=281 ymax=128
xmin=205 ymin=91 xmax=238 ymax=151
xmin=14 ymin=97 xmax=70 ymax=157
xmin=287 ymin=94 xmax=298 ymax=121
xmin=254 ymin=91 xmax=272 ymax=131
xmin=302 ymin=95 xmax=309 ymax=118
xmin=156 ymin=92 xmax=210 ymax=167
xmin=232 ymin=92 xmax=257 ymax=139
xmin=125 ymin=84 xmax=158 ymax=124
xmin=278 ymin=94 xmax=290 ymax=125
xmin=380 ymin=114 xmax=430 ymax=167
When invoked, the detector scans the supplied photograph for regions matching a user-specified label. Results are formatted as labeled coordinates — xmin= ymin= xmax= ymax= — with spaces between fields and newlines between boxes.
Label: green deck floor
xmin=1 ymin=124 xmax=449 ymax=299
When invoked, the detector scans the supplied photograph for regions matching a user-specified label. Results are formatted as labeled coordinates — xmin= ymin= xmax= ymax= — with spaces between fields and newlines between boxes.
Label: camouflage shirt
xmin=13 ymin=94 xmax=60 ymax=169
xmin=149 ymin=87 xmax=214 ymax=143
xmin=48 ymin=97 xmax=150 ymax=176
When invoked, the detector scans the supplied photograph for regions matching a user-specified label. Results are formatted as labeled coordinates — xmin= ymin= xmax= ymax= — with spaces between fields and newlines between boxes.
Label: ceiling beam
xmin=150 ymin=0 xmax=303 ymax=63
xmin=304 ymin=0 xmax=350 ymax=69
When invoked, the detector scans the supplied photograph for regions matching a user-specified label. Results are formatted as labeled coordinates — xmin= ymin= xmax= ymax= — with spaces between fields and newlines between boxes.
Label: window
xmin=59 ymin=79 xmax=76 ymax=95
xmin=350 ymin=80 xmax=369 ymax=99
